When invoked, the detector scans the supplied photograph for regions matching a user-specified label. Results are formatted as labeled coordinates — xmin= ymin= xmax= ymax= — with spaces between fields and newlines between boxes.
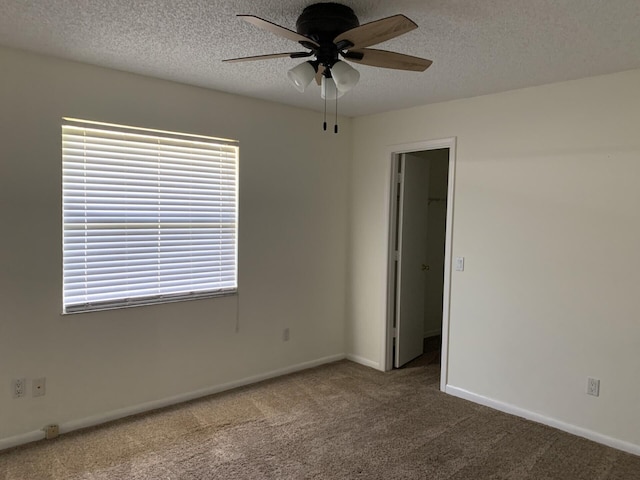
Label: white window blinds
xmin=62 ymin=119 xmax=238 ymax=313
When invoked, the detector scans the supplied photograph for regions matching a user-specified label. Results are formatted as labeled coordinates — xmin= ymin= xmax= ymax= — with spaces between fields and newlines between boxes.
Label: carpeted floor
xmin=1 ymin=349 xmax=639 ymax=479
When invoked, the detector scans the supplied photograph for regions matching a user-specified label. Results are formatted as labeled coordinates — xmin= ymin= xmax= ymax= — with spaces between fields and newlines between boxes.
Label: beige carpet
xmin=1 ymin=356 xmax=639 ymax=479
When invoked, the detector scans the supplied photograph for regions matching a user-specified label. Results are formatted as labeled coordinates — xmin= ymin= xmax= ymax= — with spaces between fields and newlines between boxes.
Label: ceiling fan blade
xmin=315 ymin=65 xmax=326 ymax=86
xmin=344 ymin=48 xmax=432 ymax=72
xmin=334 ymin=14 xmax=417 ymax=50
xmin=223 ymin=52 xmax=312 ymax=63
xmin=238 ymin=15 xmax=319 ymax=48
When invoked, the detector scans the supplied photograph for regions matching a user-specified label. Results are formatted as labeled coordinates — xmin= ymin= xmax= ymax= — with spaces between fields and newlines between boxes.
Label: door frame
xmin=383 ymin=138 xmax=456 ymax=392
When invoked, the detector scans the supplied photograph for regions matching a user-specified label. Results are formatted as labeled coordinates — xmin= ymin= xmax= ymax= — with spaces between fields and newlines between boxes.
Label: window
xmin=62 ymin=118 xmax=238 ymax=313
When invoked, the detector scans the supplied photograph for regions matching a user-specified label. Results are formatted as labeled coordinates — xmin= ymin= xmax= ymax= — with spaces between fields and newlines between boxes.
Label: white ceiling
xmin=1 ymin=1 xmax=640 ymax=117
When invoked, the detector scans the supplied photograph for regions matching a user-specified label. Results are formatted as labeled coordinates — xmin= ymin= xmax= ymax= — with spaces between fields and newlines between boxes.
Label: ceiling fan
xmin=223 ymin=2 xmax=432 ymax=130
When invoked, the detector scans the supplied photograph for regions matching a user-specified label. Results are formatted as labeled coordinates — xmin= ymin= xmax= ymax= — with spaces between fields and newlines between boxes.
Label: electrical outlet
xmin=33 ymin=378 xmax=46 ymax=397
xmin=587 ymin=377 xmax=600 ymax=397
xmin=44 ymin=424 xmax=59 ymax=440
xmin=12 ymin=378 xmax=26 ymax=398
xmin=283 ymin=328 xmax=290 ymax=342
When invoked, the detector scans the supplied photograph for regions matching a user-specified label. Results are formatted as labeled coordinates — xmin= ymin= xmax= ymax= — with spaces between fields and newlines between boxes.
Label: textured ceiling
xmin=1 ymin=1 xmax=640 ymax=117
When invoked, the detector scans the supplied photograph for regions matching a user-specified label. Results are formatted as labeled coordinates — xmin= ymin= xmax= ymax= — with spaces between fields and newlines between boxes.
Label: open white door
xmin=395 ymin=154 xmax=430 ymax=367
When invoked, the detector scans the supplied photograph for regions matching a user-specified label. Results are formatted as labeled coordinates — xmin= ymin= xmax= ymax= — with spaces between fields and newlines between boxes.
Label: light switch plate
xmin=455 ymin=257 xmax=465 ymax=271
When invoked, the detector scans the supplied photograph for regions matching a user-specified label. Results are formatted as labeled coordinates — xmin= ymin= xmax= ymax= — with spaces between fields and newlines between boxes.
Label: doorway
xmin=384 ymin=138 xmax=456 ymax=391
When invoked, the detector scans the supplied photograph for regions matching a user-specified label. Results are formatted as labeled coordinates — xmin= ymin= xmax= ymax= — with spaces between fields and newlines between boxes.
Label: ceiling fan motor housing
xmin=296 ymin=3 xmax=359 ymax=67
xmin=296 ymin=3 xmax=359 ymax=40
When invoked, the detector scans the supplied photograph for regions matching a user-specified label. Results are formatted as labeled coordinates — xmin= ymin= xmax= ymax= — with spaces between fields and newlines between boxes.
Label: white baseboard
xmin=0 ymin=430 xmax=44 ymax=452
xmin=346 ymin=354 xmax=380 ymax=370
xmin=0 ymin=353 xmax=346 ymax=452
xmin=445 ymin=385 xmax=640 ymax=457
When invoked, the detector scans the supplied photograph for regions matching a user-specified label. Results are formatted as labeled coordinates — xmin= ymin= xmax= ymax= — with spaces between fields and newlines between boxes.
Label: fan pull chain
xmin=334 ymin=94 xmax=338 ymax=134
xmin=323 ymin=93 xmax=327 ymax=131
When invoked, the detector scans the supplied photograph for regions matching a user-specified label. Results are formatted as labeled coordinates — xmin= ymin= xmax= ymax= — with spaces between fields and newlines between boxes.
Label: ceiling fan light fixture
xmin=321 ymin=76 xmax=344 ymax=100
xmin=287 ymin=61 xmax=316 ymax=92
xmin=331 ymin=60 xmax=360 ymax=93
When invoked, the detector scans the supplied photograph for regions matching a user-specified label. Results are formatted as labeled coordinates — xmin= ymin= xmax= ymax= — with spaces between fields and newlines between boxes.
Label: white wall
xmin=0 ymin=46 xmax=350 ymax=445
xmin=348 ymin=69 xmax=640 ymax=450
